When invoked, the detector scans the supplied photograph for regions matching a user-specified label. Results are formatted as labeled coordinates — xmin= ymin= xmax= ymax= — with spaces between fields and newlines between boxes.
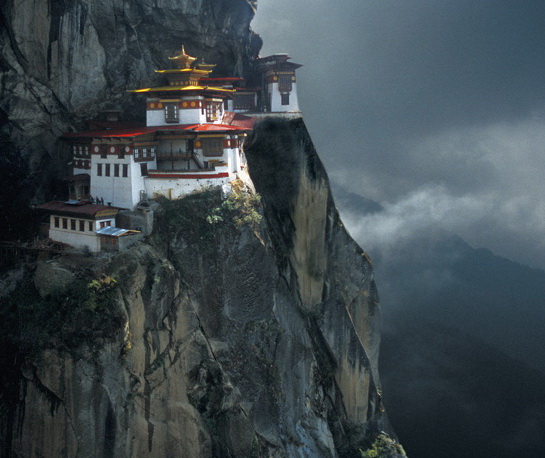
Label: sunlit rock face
xmin=1 ymin=119 xmax=395 ymax=457
xmin=0 ymin=0 xmax=261 ymax=193
xmin=0 ymin=1 xmax=400 ymax=454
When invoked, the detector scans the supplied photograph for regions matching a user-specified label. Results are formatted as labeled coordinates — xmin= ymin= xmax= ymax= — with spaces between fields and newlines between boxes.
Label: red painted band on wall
xmin=148 ymin=172 xmax=229 ymax=179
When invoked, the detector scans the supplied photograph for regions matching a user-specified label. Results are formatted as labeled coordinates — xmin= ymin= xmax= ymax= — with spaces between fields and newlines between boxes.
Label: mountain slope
xmin=333 ymin=186 xmax=545 ymax=457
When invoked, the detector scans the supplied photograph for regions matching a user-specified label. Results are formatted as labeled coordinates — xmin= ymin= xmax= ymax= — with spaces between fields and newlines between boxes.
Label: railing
xmin=156 ymin=151 xmax=205 ymax=169
xmin=156 ymin=152 xmax=194 ymax=161
xmin=147 ymin=164 xmax=229 ymax=179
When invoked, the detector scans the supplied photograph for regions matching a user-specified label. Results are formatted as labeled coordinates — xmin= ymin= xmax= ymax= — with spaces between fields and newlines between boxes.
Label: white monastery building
xmin=38 ymin=46 xmax=302 ymax=250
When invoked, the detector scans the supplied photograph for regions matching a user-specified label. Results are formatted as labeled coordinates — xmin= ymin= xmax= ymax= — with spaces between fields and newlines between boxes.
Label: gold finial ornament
xmin=169 ymin=45 xmax=196 ymax=69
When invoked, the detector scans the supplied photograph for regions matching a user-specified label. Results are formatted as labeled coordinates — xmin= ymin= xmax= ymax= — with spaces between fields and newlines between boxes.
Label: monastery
xmin=37 ymin=47 xmax=302 ymax=252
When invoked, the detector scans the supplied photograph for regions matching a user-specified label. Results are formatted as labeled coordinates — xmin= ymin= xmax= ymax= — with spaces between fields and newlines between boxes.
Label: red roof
xmin=189 ymin=123 xmax=244 ymax=132
xmin=37 ymin=201 xmax=120 ymax=218
xmin=62 ymin=122 xmax=251 ymax=139
xmin=63 ymin=126 xmax=157 ymax=138
xmin=230 ymin=114 xmax=255 ymax=129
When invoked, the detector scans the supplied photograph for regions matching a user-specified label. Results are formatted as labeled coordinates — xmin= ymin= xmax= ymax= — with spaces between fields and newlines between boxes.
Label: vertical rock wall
xmin=2 ymin=119 xmax=395 ymax=457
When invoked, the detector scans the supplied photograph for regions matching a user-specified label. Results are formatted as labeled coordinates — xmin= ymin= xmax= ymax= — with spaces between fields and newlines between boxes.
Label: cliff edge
xmin=0 ymin=118 xmax=403 ymax=457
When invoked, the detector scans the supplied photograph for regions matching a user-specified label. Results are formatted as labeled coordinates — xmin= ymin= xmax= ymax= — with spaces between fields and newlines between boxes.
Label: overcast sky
xmin=253 ymin=0 xmax=545 ymax=269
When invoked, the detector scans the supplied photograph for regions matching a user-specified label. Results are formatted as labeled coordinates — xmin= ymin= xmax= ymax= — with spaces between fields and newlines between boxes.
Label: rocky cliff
xmin=0 ymin=118 xmax=401 ymax=457
xmin=0 ymin=1 xmax=405 ymax=456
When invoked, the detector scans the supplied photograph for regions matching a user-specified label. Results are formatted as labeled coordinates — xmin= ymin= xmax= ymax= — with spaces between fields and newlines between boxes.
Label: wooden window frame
xmin=278 ymin=75 xmax=293 ymax=92
xmin=164 ymin=103 xmax=179 ymax=123
xmin=202 ymin=138 xmax=224 ymax=157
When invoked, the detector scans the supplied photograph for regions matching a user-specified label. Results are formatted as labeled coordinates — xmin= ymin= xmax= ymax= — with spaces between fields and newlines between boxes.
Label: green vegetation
xmin=152 ymin=182 xmax=263 ymax=261
xmin=360 ymin=433 xmax=406 ymax=457
xmin=1 ymin=272 xmax=124 ymax=357
xmin=206 ymin=179 xmax=262 ymax=229
xmin=152 ymin=188 xmax=224 ymax=257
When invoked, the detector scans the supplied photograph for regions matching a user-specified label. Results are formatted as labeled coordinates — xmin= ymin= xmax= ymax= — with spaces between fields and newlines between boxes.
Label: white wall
xmin=147 ymin=109 xmax=166 ymax=127
xmin=179 ymin=107 xmax=206 ymax=124
xmin=268 ymin=82 xmax=300 ymax=112
xmin=146 ymin=175 xmax=232 ymax=199
xmin=48 ymin=214 xmax=101 ymax=252
xmin=130 ymin=160 xmax=149 ymax=208
xmin=91 ymin=154 xmax=151 ymax=209
xmin=146 ymin=96 xmax=209 ymax=126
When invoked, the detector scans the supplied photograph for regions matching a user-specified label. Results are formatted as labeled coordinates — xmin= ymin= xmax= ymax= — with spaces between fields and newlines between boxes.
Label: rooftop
xmin=63 ymin=122 xmax=250 ymax=139
xmin=37 ymin=201 xmax=120 ymax=218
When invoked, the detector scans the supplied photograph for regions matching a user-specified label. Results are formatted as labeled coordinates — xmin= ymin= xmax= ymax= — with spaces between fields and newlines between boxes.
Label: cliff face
xmin=0 ymin=0 xmax=260 ymax=211
xmin=0 ymin=2 xmax=403 ymax=456
xmin=0 ymin=119 xmax=396 ymax=457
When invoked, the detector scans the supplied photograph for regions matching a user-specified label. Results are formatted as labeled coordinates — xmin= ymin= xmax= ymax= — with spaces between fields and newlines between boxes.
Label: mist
xmin=253 ymin=2 xmax=545 ymax=456
xmin=253 ymin=0 xmax=545 ymax=270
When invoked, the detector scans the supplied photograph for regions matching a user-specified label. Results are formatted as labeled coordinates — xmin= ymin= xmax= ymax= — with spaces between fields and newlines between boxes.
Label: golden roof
xmin=128 ymin=85 xmax=234 ymax=94
xmin=154 ymin=68 xmax=210 ymax=75
xmin=169 ymin=45 xmax=196 ymax=69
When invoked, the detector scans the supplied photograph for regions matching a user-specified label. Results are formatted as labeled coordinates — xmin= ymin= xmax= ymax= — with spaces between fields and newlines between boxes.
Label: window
xmin=54 ymin=217 xmax=60 ymax=228
xmin=100 ymin=146 xmax=107 ymax=159
xmin=62 ymin=218 xmax=68 ymax=229
xmin=140 ymin=163 xmax=148 ymax=176
xmin=281 ymin=93 xmax=290 ymax=106
xmin=114 ymin=164 xmax=119 ymax=177
xmin=105 ymin=164 xmax=111 ymax=176
xmin=100 ymin=220 xmax=112 ymax=229
xmin=97 ymin=163 xmax=102 ymax=176
xmin=88 ymin=221 xmax=94 ymax=231
xmin=79 ymin=220 xmax=85 ymax=232
xmin=165 ymin=103 xmax=179 ymax=123
xmin=118 ymin=149 xmax=125 ymax=159
xmin=70 ymin=219 xmax=76 ymax=231
xmin=206 ymin=102 xmax=221 ymax=122
xmin=278 ymin=74 xmax=293 ymax=92
xmin=234 ymin=93 xmax=255 ymax=111
xmin=122 ymin=164 xmax=128 ymax=177
xmin=202 ymin=138 xmax=224 ymax=157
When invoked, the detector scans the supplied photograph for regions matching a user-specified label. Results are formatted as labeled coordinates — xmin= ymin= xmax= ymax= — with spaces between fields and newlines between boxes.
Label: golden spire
xmin=169 ymin=45 xmax=196 ymax=69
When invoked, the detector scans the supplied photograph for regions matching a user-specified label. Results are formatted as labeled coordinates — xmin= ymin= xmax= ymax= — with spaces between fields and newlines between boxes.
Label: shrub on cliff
xmin=359 ymin=433 xmax=407 ymax=457
xmin=1 ymin=272 xmax=124 ymax=357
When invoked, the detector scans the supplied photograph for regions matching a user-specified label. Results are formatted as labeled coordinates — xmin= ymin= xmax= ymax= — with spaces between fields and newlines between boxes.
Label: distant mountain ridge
xmin=332 ymin=183 xmax=545 ymax=457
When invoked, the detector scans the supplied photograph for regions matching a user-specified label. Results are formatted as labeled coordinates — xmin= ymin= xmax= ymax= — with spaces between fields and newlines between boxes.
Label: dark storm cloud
xmin=253 ymin=0 xmax=545 ymax=269
xmin=254 ymin=0 xmax=545 ymax=179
